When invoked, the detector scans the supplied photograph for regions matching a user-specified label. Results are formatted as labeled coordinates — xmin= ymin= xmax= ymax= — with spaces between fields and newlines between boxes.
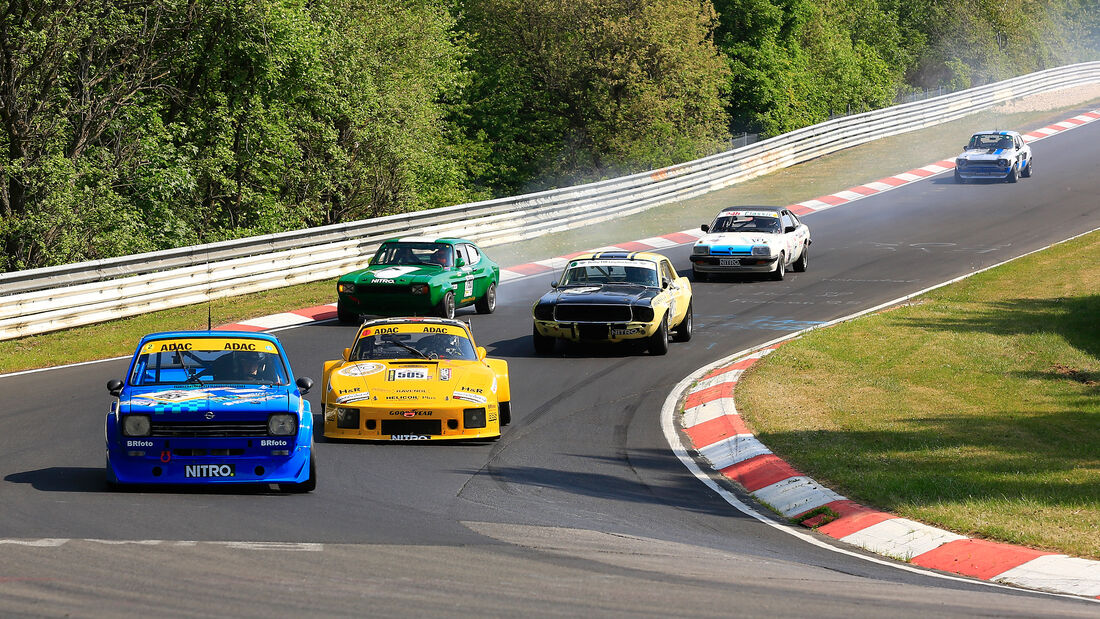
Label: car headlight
xmin=998 ymin=158 xmax=1009 ymax=167
xmin=692 ymin=245 xmax=709 ymax=255
xmin=410 ymin=284 xmax=429 ymax=295
xmin=533 ymin=303 xmax=554 ymax=320
xmin=122 ymin=415 xmax=151 ymax=437
xmin=751 ymin=245 xmax=771 ymax=256
xmin=337 ymin=282 xmax=355 ymax=294
xmin=632 ymin=306 xmax=654 ymax=322
xmin=955 ymin=158 xmax=966 ymax=167
xmin=268 ymin=413 xmax=298 ymax=436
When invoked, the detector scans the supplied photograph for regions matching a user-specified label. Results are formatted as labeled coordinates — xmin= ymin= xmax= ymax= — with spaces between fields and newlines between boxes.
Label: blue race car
xmin=105 ymin=331 xmax=316 ymax=492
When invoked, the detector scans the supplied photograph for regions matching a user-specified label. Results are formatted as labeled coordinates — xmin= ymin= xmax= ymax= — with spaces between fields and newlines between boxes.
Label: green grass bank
xmin=736 ymin=230 xmax=1100 ymax=560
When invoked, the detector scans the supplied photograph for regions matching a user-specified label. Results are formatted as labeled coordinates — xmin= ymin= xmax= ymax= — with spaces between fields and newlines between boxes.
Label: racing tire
xmin=279 ymin=457 xmax=316 ymax=493
xmin=533 ymin=324 xmax=556 ymax=355
xmin=336 ymin=303 xmax=358 ymax=324
xmin=692 ymin=267 xmax=708 ymax=282
xmin=671 ymin=303 xmax=693 ymax=343
xmin=771 ymin=253 xmax=785 ymax=281
xmin=475 ymin=282 xmax=497 ymax=314
xmin=792 ymin=244 xmax=808 ymax=272
xmin=1021 ymin=158 xmax=1033 ymax=178
xmin=648 ymin=314 xmax=669 ymax=356
xmin=499 ymin=401 xmax=512 ymax=426
xmin=1006 ymin=164 xmax=1019 ymax=183
xmin=436 ymin=291 xmax=456 ymax=319
xmin=954 ymin=170 xmax=965 ymax=184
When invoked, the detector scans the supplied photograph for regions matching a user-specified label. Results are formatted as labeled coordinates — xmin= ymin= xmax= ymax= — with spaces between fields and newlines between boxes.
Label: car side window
xmin=781 ymin=212 xmax=794 ymax=230
xmin=464 ymin=244 xmax=480 ymax=266
xmin=660 ymin=260 xmax=676 ymax=286
xmin=453 ymin=244 xmax=468 ymax=267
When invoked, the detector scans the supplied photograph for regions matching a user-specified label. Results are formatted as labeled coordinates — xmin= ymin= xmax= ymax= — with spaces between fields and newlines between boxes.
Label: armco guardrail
xmin=2 ymin=62 xmax=1099 ymax=340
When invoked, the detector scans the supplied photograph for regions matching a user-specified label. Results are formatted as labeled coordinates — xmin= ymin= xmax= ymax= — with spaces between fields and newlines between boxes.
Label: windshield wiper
xmin=177 ymin=354 xmax=205 ymax=386
xmin=388 ymin=339 xmax=431 ymax=360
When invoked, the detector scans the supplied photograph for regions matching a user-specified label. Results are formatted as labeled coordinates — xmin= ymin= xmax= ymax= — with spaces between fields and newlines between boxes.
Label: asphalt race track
xmin=1 ymin=106 xmax=1099 ymax=616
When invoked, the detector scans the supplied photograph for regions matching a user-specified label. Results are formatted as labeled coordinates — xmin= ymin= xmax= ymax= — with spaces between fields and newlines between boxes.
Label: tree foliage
xmin=0 ymin=0 xmax=1097 ymax=271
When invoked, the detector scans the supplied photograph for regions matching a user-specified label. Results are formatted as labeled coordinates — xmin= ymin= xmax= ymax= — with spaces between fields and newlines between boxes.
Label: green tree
xmin=458 ymin=0 xmax=732 ymax=193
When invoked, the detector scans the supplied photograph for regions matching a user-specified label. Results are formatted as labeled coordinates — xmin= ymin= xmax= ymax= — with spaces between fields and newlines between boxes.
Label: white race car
xmin=690 ymin=206 xmax=811 ymax=281
xmin=954 ymin=130 xmax=1033 ymax=183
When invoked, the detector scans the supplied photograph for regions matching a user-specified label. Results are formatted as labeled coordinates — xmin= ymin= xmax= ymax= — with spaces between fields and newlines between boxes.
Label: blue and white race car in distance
xmin=954 ymin=130 xmax=1032 ymax=183
xmin=691 ymin=206 xmax=811 ymax=281
xmin=105 ymin=331 xmax=316 ymax=492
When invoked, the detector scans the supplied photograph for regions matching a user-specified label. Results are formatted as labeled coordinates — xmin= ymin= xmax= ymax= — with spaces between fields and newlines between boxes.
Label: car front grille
xmin=380 ymin=419 xmax=442 ymax=436
xmin=150 ymin=421 xmax=270 ymax=438
xmin=356 ymin=284 xmax=412 ymax=294
xmin=555 ymin=304 xmax=632 ymax=322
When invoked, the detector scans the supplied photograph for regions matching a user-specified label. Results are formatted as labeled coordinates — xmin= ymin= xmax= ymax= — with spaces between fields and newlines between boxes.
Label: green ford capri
xmin=336 ymin=237 xmax=501 ymax=322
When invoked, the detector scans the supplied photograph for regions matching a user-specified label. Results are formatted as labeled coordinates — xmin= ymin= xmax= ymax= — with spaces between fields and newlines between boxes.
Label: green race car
xmin=336 ymin=237 xmax=500 ymax=322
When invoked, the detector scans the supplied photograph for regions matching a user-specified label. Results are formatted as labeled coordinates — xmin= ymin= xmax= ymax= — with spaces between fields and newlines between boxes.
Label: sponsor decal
xmin=719 ymin=209 xmax=776 ymax=218
xmin=389 ymin=410 xmax=432 ymax=417
xmin=372 ymin=278 xmax=396 ymax=284
xmin=385 ymin=395 xmax=421 ymax=401
xmin=390 ymin=435 xmax=429 ymax=440
xmin=423 ymin=326 xmax=449 ymax=333
xmin=611 ymin=327 xmax=641 ymax=336
xmin=260 ymin=439 xmax=288 ymax=447
xmin=561 ymin=286 xmax=601 ymax=294
xmin=452 ymin=390 xmax=488 ymax=404
xmin=142 ymin=389 xmax=208 ymax=403
xmin=370 ymin=266 xmax=419 ymax=279
xmin=184 ymin=464 xmax=235 ymax=478
xmin=388 ymin=368 xmax=430 ymax=381
xmin=144 ymin=339 xmax=274 ymax=354
xmin=567 ymin=259 xmax=657 ymax=270
xmin=126 ymin=440 xmax=154 ymax=448
xmin=338 ymin=362 xmax=385 ymax=377
xmin=336 ymin=393 xmax=372 ymax=404
xmin=440 ymin=368 xmax=451 ymax=381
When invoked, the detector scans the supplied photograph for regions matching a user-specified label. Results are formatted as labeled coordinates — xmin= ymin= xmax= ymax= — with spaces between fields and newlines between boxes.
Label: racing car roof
xmin=567 ymin=250 xmax=664 ymax=263
xmin=378 ymin=236 xmax=474 ymax=245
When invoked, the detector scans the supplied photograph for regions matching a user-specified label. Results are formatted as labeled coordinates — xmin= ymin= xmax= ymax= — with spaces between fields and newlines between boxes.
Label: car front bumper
xmin=691 ymin=255 xmax=778 ymax=274
xmin=106 ymin=435 xmax=312 ymax=485
xmin=323 ymin=401 xmax=500 ymax=441
xmin=533 ymin=319 xmax=659 ymax=343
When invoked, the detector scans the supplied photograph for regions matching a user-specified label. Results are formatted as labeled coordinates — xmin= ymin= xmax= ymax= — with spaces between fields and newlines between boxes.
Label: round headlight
xmin=998 ymin=158 xmax=1009 ymax=167
xmin=337 ymin=282 xmax=355 ymax=294
xmin=267 ymin=414 xmax=297 ymax=436
xmin=692 ymin=245 xmax=709 ymax=255
xmin=122 ymin=415 xmax=151 ymax=437
xmin=955 ymin=158 xmax=966 ymax=167
xmin=751 ymin=245 xmax=771 ymax=256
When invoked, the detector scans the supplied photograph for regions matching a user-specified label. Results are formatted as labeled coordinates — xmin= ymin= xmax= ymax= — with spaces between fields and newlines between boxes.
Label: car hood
xmin=538 ymin=284 xmax=658 ymax=306
xmin=345 ymin=264 xmax=443 ymax=284
xmin=698 ymin=232 xmax=777 ymax=248
xmin=958 ymin=147 xmax=1014 ymax=160
xmin=119 ymin=385 xmax=293 ymax=419
xmin=328 ymin=360 xmax=496 ymax=405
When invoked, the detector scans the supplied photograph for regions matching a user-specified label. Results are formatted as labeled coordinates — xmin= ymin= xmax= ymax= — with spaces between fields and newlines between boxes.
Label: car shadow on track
xmin=4 ymin=467 xmax=291 ymax=495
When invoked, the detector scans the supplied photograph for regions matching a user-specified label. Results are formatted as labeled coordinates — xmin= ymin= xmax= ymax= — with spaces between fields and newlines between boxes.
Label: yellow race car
xmin=321 ymin=317 xmax=510 ymax=441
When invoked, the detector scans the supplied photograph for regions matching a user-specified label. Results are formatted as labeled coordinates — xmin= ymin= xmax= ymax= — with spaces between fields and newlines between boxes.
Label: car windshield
xmin=710 ymin=214 xmax=780 ymax=234
xmin=559 ymin=261 xmax=659 ymax=287
xmin=352 ymin=329 xmax=477 ymax=361
xmin=129 ymin=346 xmax=289 ymax=386
xmin=968 ymin=134 xmax=1011 ymax=149
xmin=373 ymin=242 xmax=453 ymax=267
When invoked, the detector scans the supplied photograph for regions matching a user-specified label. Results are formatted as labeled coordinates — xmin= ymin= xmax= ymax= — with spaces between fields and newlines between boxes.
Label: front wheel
xmin=279 ymin=457 xmax=316 ymax=493
xmin=648 ymin=314 xmax=669 ymax=355
xmin=771 ymin=253 xmax=785 ymax=281
xmin=1021 ymin=157 xmax=1033 ymax=178
xmin=533 ymin=324 xmax=556 ymax=354
xmin=1006 ymin=163 xmax=1019 ymax=183
xmin=499 ymin=401 xmax=511 ymax=426
xmin=671 ymin=303 xmax=692 ymax=343
xmin=336 ymin=303 xmax=358 ymax=324
xmin=475 ymin=282 xmax=497 ymax=314
xmin=436 ymin=291 xmax=456 ymax=319
xmin=954 ymin=170 xmax=965 ymax=184
xmin=792 ymin=244 xmax=808 ymax=272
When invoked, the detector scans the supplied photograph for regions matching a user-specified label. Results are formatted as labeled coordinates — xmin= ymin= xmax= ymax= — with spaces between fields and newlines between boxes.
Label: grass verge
xmin=0 ymin=280 xmax=334 ymax=374
xmin=736 ymin=230 xmax=1100 ymax=560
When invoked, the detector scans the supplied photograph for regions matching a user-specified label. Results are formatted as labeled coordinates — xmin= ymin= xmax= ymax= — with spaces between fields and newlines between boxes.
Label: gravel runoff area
xmin=992 ymin=83 xmax=1100 ymax=114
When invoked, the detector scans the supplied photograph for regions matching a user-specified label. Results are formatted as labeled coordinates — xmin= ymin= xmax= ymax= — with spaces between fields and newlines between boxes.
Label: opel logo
xmin=205 ymin=411 xmax=215 ymax=420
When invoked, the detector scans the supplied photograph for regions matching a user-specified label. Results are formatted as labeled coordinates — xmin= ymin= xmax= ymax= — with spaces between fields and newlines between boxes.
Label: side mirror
xmin=107 ymin=379 xmax=123 ymax=397
xmin=550 ymin=281 xmax=558 ymax=289
xmin=785 ymin=225 xmax=797 ymax=233
xmin=455 ymin=257 xmax=466 ymax=268
xmin=476 ymin=346 xmax=487 ymax=360
xmin=296 ymin=377 xmax=314 ymax=394
xmin=700 ymin=224 xmax=710 ymax=233
xmin=342 ymin=347 xmax=350 ymax=361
